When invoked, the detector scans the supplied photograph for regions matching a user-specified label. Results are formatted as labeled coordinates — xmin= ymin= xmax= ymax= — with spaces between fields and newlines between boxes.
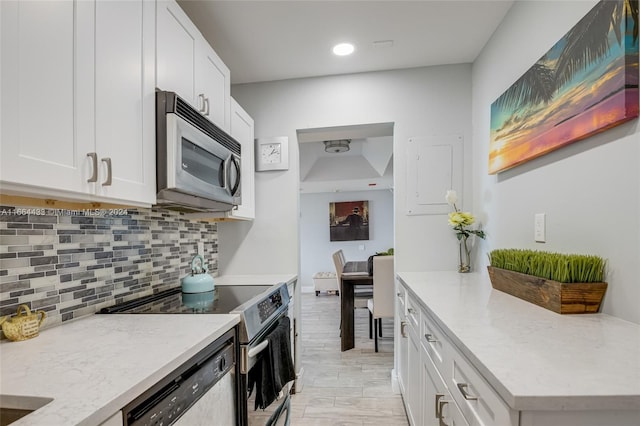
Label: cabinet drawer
xmin=406 ymin=292 xmax=420 ymax=332
xmin=443 ymin=397 xmax=471 ymax=426
xmin=447 ymin=347 xmax=517 ymax=426
xmin=421 ymin=309 xmax=450 ymax=373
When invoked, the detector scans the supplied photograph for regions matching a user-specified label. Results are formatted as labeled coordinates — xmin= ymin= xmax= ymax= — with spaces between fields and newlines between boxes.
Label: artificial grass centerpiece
xmin=487 ymin=249 xmax=608 ymax=314
xmin=488 ymin=249 xmax=606 ymax=283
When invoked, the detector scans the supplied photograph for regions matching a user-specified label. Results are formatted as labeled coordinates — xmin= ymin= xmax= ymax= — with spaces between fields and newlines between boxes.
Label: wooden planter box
xmin=487 ymin=266 xmax=607 ymax=314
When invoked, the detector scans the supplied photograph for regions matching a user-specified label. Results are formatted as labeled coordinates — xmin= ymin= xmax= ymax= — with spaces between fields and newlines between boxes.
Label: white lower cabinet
xmin=447 ymin=344 xmax=518 ymax=426
xmin=396 ymin=275 xmax=640 ymax=426
xmin=422 ymin=351 xmax=468 ymax=426
xmin=397 ymin=282 xmax=517 ymax=426
xmin=405 ymin=322 xmax=422 ymax=425
xmin=396 ymin=284 xmax=408 ymax=396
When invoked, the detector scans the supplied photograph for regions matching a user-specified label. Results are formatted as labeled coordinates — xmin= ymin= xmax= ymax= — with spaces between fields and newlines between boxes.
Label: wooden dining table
xmin=340 ymin=260 xmax=373 ymax=352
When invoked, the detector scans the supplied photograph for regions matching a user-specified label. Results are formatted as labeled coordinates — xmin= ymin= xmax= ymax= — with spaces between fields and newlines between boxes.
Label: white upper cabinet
xmin=156 ymin=0 xmax=230 ymax=131
xmin=1 ymin=1 xmax=92 ymax=195
xmin=0 ymin=0 xmax=156 ymax=206
xmin=156 ymin=0 xmax=198 ymax=104
xmin=94 ymin=0 xmax=156 ymax=204
xmin=228 ymin=97 xmax=255 ymax=220
xmin=196 ymin=42 xmax=231 ymax=131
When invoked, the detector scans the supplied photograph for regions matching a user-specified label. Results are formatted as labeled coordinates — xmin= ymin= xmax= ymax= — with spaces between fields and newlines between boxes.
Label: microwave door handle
xmin=222 ymin=153 xmax=230 ymax=189
xmin=224 ymin=154 xmax=240 ymax=196
xmin=229 ymin=155 xmax=241 ymax=196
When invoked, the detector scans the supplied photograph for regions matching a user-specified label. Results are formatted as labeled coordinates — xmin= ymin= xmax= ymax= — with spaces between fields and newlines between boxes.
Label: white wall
xmin=300 ymin=189 xmax=394 ymax=292
xmin=472 ymin=0 xmax=640 ymax=323
xmin=228 ymin=65 xmax=473 ymax=279
xmin=224 ymin=4 xmax=639 ymax=325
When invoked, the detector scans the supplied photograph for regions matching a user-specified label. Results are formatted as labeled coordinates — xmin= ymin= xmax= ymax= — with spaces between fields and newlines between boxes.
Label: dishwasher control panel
xmin=123 ymin=330 xmax=236 ymax=426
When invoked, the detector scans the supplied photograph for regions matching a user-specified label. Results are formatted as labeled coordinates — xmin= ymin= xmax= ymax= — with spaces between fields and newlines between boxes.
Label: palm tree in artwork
xmin=494 ymin=0 xmax=639 ymax=111
xmin=555 ymin=0 xmax=638 ymax=88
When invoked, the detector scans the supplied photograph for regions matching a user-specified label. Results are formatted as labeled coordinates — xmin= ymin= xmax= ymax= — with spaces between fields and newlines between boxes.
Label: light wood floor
xmin=248 ymin=291 xmax=408 ymax=425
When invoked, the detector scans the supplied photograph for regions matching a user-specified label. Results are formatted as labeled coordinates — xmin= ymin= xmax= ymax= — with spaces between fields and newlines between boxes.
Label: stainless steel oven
xmin=231 ymin=284 xmax=294 ymax=426
xmin=101 ymin=282 xmax=295 ymax=426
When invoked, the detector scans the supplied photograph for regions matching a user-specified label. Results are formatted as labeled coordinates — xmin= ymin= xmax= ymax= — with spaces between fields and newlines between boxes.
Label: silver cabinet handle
xmin=101 ymin=157 xmax=112 ymax=186
xmin=198 ymin=93 xmax=206 ymax=113
xmin=396 ymin=292 xmax=401 ymax=297
xmin=204 ymin=97 xmax=210 ymax=116
xmin=425 ymin=333 xmax=438 ymax=343
xmin=408 ymin=307 xmax=416 ymax=314
xmin=457 ymin=383 xmax=478 ymax=400
xmin=438 ymin=400 xmax=449 ymax=426
xmin=435 ymin=393 xmax=445 ymax=418
xmin=400 ymin=320 xmax=408 ymax=338
xmin=87 ymin=153 xmax=98 ymax=182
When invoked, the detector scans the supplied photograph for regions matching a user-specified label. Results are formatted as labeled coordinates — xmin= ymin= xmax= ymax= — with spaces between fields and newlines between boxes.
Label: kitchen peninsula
xmin=396 ymin=271 xmax=640 ymax=426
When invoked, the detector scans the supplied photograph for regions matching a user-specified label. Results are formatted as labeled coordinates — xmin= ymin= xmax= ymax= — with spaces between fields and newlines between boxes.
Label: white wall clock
xmin=255 ymin=136 xmax=289 ymax=171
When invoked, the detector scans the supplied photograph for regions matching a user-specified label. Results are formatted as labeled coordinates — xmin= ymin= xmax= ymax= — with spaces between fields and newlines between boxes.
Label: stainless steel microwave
xmin=155 ymin=91 xmax=241 ymax=212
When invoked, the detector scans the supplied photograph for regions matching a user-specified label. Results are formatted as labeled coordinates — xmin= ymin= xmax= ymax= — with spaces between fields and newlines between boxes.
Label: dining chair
xmin=368 ymin=255 xmax=395 ymax=352
xmin=332 ymin=250 xmax=370 ymax=309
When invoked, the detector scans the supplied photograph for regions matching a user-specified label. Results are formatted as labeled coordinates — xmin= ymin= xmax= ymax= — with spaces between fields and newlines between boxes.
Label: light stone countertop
xmin=397 ymin=271 xmax=640 ymax=412
xmin=214 ymin=274 xmax=298 ymax=287
xmin=0 ymin=313 xmax=240 ymax=426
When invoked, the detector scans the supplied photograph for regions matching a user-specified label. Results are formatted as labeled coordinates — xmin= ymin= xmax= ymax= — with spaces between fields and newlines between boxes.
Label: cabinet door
xmin=422 ymin=351 xmax=443 ymax=425
xmin=406 ymin=325 xmax=422 ymax=425
xmin=227 ymin=98 xmax=255 ymax=219
xmin=0 ymin=0 xmax=94 ymax=193
xmin=156 ymin=0 xmax=198 ymax=107
xmin=94 ymin=0 xmax=156 ymax=205
xmin=397 ymin=293 xmax=408 ymax=396
xmin=196 ymin=42 xmax=231 ymax=131
xmin=423 ymin=350 xmax=470 ymax=426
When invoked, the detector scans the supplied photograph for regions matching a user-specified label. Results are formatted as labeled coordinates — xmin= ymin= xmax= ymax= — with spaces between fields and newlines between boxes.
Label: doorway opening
xmin=296 ymin=122 xmax=395 ymax=293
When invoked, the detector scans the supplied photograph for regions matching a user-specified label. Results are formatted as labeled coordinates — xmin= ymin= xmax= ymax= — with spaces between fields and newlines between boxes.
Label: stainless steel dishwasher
xmin=122 ymin=328 xmax=238 ymax=426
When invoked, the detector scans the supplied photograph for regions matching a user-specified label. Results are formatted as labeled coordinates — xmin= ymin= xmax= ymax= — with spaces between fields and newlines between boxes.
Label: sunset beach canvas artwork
xmin=489 ymin=0 xmax=639 ymax=174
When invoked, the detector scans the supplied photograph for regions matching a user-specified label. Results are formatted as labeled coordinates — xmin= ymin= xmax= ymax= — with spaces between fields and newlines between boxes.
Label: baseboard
xmin=391 ymin=368 xmax=400 ymax=394
xmin=293 ymin=366 xmax=305 ymax=394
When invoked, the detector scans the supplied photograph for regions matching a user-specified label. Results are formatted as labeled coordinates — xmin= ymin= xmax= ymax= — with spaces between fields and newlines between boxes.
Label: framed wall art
xmin=489 ymin=0 xmax=639 ymax=174
xmin=329 ymin=200 xmax=369 ymax=241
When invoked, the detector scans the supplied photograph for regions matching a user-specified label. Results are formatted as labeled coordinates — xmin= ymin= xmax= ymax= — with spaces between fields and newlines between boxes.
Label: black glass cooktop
xmin=100 ymin=285 xmax=271 ymax=315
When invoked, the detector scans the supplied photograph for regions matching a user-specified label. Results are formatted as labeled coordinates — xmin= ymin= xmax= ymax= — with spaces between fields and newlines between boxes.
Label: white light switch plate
xmin=535 ymin=213 xmax=546 ymax=243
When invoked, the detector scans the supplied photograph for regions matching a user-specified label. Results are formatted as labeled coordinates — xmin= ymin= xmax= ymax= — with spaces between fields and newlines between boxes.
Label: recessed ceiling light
xmin=332 ymin=43 xmax=355 ymax=56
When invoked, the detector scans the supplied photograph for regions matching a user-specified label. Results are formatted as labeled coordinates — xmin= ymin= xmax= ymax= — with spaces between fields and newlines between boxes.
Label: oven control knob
xmin=219 ymin=357 xmax=226 ymax=371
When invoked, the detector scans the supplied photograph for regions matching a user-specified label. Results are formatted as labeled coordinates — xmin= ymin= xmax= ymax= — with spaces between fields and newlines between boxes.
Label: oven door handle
xmin=247 ymin=340 xmax=269 ymax=359
xmin=241 ymin=340 xmax=270 ymax=374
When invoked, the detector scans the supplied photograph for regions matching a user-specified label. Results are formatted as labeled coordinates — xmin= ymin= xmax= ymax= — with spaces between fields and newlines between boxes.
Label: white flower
xmin=445 ymin=190 xmax=458 ymax=206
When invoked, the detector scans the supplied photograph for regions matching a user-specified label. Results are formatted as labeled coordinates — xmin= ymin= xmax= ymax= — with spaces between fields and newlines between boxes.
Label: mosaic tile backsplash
xmin=0 ymin=206 xmax=218 ymax=330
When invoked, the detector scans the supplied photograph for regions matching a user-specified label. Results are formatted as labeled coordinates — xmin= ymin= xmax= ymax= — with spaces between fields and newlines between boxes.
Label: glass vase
xmin=458 ymin=235 xmax=471 ymax=273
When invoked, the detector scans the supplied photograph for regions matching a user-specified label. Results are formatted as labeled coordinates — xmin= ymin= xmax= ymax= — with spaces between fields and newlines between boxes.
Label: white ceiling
xmin=177 ymin=0 xmax=514 ymax=85
xmin=176 ymin=0 xmax=514 ymax=193
xmin=298 ymin=125 xmax=394 ymax=193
